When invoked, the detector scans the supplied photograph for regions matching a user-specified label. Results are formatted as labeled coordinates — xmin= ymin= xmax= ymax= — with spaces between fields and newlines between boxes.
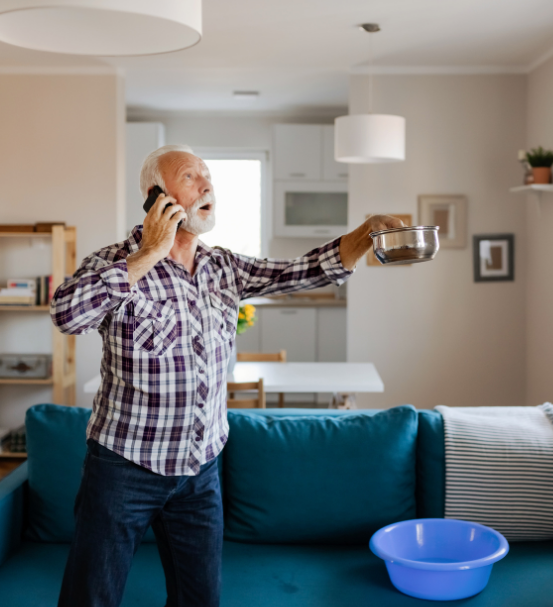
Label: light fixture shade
xmin=0 ymin=0 xmax=202 ymax=56
xmin=335 ymin=114 xmax=406 ymax=164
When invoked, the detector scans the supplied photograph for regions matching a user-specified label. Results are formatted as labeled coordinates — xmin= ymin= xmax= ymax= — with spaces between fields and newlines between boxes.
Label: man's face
xmin=159 ymin=151 xmax=215 ymax=236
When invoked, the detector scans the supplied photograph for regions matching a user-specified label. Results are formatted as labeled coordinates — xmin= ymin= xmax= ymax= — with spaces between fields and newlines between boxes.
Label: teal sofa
xmin=0 ymin=404 xmax=551 ymax=606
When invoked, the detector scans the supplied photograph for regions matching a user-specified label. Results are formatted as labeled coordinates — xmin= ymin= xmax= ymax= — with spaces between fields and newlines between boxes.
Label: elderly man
xmin=51 ymin=144 xmax=402 ymax=607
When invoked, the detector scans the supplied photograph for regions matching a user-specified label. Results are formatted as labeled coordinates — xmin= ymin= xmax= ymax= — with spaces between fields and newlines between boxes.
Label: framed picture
xmin=366 ymin=213 xmax=413 ymax=266
xmin=418 ymin=195 xmax=467 ymax=248
xmin=473 ymin=234 xmax=515 ymax=282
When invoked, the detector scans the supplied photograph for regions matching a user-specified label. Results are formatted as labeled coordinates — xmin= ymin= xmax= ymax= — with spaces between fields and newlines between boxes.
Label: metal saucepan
xmin=369 ymin=226 xmax=440 ymax=265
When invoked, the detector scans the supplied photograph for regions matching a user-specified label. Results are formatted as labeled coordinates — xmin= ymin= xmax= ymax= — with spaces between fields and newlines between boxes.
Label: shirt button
xmin=195 ymin=436 xmax=201 ymax=441
xmin=199 ymin=368 xmax=205 ymax=374
xmin=198 ymin=403 xmax=204 ymax=408
xmin=189 ymin=300 xmax=195 ymax=306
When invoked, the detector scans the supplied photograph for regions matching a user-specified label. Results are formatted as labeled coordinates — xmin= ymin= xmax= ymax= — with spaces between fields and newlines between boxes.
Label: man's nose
xmin=200 ymin=177 xmax=211 ymax=193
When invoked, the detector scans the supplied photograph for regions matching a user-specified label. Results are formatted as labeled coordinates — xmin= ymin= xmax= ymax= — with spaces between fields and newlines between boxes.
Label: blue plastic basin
xmin=369 ymin=518 xmax=509 ymax=601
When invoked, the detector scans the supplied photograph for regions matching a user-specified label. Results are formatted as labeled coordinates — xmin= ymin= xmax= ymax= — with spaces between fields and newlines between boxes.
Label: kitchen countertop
xmin=243 ymin=295 xmax=347 ymax=308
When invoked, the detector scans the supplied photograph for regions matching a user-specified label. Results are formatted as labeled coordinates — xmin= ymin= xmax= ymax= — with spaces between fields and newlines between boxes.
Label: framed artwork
xmin=366 ymin=213 xmax=413 ymax=266
xmin=473 ymin=234 xmax=515 ymax=282
xmin=418 ymin=195 xmax=467 ymax=248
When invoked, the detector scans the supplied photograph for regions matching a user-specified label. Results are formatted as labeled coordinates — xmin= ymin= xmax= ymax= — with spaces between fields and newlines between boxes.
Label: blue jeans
xmin=58 ymin=439 xmax=223 ymax=607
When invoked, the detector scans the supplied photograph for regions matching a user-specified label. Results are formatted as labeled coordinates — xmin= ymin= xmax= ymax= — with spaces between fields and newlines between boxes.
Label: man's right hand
xmin=141 ymin=193 xmax=186 ymax=261
xmin=126 ymin=193 xmax=186 ymax=287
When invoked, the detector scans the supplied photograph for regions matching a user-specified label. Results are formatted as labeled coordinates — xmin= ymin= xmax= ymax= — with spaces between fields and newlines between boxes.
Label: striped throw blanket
xmin=435 ymin=404 xmax=553 ymax=541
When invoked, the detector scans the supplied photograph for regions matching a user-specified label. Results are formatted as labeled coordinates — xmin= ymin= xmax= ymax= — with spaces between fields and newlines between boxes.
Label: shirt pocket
xmin=133 ymin=297 xmax=178 ymax=356
xmin=209 ymin=293 xmax=236 ymax=343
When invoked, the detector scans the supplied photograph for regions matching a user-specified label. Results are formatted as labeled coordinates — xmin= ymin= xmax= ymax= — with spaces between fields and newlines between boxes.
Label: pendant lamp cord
xmin=368 ymin=32 xmax=373 ymax=114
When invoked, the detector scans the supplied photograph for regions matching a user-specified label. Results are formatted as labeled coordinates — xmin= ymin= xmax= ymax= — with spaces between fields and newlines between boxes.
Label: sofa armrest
xmin=0 ymin=462 xmax=28 ymax=567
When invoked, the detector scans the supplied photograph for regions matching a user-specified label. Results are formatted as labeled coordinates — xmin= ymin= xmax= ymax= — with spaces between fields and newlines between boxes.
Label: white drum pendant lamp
xmin=0 ymin=0 xmax=202 ymax=56
xmin=335 ymin=24 xmax=405 ymax=164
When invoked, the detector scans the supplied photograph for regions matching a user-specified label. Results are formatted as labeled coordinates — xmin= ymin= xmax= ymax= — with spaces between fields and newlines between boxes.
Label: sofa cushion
xmin=223 ymin=406 xmax=418 ymax=544
xmin=416 ymin=410 xmax=445 ymax=518
xmin=25 ymin=404 xmax=92 ymax=542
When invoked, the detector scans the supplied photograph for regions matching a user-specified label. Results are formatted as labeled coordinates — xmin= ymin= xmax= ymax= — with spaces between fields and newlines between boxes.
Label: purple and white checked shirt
xmin=51 ymin=226 xmax=353 ymax=476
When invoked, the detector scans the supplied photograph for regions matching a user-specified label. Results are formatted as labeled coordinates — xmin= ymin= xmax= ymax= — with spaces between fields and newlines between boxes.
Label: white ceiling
xmin=1 ymin=0 xmax=553 ymax=113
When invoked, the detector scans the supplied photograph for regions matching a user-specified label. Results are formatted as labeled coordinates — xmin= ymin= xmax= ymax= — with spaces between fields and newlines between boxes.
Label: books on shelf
xmin=0 ymin=276 xmax=53 ymax=306
xmin=0 ymin=287 xmax=35 ymax=305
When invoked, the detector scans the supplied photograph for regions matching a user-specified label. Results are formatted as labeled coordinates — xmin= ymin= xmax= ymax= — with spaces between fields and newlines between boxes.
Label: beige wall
xmin=526 ymin=57 xmax=553 ymax=406
xmin=347 ymin=74 xmax=527 ymax=409
xmin=0 ymin=74 xmax=125 ymax=426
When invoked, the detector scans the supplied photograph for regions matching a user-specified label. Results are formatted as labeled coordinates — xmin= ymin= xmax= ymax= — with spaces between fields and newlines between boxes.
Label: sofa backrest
xmin=223 ymin=406 xmax=419 ymax=544
xmin=25 ymin=403 xmax=443 ymax=545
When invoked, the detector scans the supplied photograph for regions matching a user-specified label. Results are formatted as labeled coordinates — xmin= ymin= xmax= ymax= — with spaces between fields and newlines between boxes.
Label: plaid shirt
xmin=51 ymin=226 xmax=353 ymax=476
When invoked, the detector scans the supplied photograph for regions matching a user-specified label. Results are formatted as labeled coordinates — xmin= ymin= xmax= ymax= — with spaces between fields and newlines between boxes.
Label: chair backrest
xmin=236 ymin=350 xmax=286 ymax=363
xmin=227 ymin=379 xmax=266 ymax=409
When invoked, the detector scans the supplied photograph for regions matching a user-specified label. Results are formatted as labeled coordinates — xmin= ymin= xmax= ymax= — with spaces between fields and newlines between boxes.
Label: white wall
xmin=347 ymin=74 xmax=527 ymax=409
xmin=526 ymin=57 xmax=553 ymax=406
xmin=0 ymin=73 xmax=126 ymax=426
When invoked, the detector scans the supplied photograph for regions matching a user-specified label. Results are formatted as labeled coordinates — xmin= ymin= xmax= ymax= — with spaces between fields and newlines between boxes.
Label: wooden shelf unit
xmin=0 ymin=226 xmax=77 ymax=406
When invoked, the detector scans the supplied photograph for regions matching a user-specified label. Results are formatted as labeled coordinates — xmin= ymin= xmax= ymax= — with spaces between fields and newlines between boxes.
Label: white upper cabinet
xmin=273 ymin=124 xmax=347 ymax=183
xmin=273 ymin=124 xmax=323 ymax=181
xmin=322 ymin=125 xmax=348 ymax=182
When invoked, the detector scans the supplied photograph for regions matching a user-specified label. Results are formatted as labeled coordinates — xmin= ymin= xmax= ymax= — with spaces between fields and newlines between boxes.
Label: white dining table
xmin=229 ymin=362 xmax=384 ymax=394
xmin=84 ymin=362 xmax=384 ymax=395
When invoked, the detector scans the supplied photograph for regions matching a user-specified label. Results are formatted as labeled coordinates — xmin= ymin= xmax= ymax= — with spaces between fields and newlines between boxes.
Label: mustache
xmin=189 ymin=193 xmax=215 ymax=214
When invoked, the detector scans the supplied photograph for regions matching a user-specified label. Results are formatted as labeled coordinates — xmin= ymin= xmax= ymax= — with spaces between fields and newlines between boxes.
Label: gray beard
xmin=179 ymin=194 xmax=216 ymax=235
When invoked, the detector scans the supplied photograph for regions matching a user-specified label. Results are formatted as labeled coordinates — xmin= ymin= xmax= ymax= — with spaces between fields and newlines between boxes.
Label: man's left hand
xmin=339 ymin=214 xmax=405 ymax=271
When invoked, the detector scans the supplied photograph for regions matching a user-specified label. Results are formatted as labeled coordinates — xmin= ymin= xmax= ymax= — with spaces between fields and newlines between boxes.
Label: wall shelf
xmin=0 ymin=306 xmax=49 ymax=312
xmin=0 ymin=225 xmax=77 ymax=406
xmin=510 ymin=185 xmax=553 ymax=194
xmin=0 ymin=377 xmax=53 ymax=385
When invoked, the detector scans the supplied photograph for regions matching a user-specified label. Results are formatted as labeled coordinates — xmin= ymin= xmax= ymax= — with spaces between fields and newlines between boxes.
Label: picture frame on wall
xmin=418 ymin=195 xmax=467 ymax=248
xmin=366 ymin=213 xmax=413 ymax=266
xmin=473 ymin=234 xmax=515 ymax=282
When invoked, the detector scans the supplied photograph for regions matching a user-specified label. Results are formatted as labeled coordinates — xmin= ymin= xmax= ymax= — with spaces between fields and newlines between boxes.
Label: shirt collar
xmin=127 ymin=225 xmax=215 ymax=268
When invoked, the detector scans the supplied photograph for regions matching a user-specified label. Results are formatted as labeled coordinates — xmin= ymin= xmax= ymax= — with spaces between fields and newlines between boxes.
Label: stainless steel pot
xmin=369 ymin=226 xmax=440 ymax=265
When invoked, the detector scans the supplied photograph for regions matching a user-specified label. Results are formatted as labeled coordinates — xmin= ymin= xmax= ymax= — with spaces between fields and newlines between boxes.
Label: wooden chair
xmin=236 ymin=350 xmax=287 ymax=407
xmin=227 ymin=378 xmax=266 ymax=409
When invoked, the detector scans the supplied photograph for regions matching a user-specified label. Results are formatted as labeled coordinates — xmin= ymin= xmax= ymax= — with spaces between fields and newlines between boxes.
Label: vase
xmin=532 ymin=167 xmax=551 ymax=184
xmin=227 ymin=343 xmax=237 ymax=375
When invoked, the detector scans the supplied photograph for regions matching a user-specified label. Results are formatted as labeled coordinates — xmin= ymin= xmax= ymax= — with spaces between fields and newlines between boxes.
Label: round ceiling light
xmin=0 ymin=0 xmax=202 ymax=56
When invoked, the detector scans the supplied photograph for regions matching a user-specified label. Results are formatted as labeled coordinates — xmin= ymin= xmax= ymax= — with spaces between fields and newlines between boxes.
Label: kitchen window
xmin=200 ymin=152 xmax=267 ymax=258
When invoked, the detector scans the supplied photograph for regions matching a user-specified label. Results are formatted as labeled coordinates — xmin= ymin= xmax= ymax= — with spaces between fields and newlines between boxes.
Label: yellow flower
xmin=238 ymin=312 xmax=245 ymax=319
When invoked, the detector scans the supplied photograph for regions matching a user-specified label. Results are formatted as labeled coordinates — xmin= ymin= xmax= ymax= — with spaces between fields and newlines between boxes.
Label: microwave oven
xmin=274 ymin=180 xmax=348 ymax=238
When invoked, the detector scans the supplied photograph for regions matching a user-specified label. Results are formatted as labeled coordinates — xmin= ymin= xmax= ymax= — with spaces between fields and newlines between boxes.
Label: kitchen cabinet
xmin=236 ymin=306 xmax=347 ymax=363
xmin=316 ymin=308 xmax=347 ymax=362
xmin=260 ymin=308 xmax=317 ymax=361
xmin=273 ymin=124 xmax=347 ymax=183
xmin=126 ymin=122 xmax=165 ymax=233
xmin=273 ymin=125 xmax=323 ymax=181
xmin=322 ymin=125 xmax=348 ymax=182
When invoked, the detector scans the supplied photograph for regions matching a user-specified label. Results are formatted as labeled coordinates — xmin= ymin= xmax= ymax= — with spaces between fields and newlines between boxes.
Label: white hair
xmin=139 ymin=144 xmax=195 ymax=199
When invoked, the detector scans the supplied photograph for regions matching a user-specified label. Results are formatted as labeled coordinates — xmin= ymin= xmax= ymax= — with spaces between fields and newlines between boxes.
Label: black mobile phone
xmin=143 ymin=185 xmax=183 ymax=230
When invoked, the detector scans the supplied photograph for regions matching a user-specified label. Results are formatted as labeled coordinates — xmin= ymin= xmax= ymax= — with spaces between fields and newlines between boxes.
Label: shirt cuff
xmin=319 ymin=237 xmax=355 ymax=286
xmin=97 ymin=260 xmax=132 ymax=302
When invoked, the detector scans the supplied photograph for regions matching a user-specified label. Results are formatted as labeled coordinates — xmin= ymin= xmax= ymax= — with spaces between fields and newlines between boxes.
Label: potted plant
xmin=227 ymin=304 xmax=257 ymax=374
xmin=525 ymin=146 xmax=553 ymax=184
